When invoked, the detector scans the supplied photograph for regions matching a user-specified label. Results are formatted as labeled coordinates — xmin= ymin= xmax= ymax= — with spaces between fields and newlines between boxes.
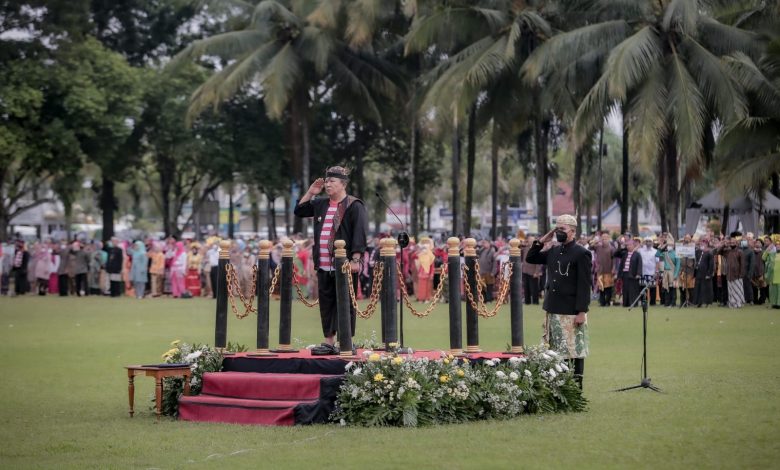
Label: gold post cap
xmin=447 ymin=237 xmax=460 ymax=257
xmin=258 ymin=240 xmax=272 ymax=259
xmin=464 ymin=238 xmax=477 ymax=257
xmin=219 ymin=240 xmax=231 ymax=259
xmin=509 ymin=238 xmax=521 ymax=257
xmin=380 ymin=237 xmax=397 ymax=257
xmin=282 ymin=239 xmax=294 ymax=257
xmin=334 ymin=239 xmax=347 ymax=258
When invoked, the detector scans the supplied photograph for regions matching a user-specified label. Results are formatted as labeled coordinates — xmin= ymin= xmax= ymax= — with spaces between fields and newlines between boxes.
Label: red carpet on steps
xmin=178 ymin=372 xmax=344 ymax=426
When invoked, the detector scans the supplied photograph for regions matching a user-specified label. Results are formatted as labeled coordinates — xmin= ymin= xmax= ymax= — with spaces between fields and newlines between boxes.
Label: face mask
xmin=555 ymin=231 xmax=568 ymax=243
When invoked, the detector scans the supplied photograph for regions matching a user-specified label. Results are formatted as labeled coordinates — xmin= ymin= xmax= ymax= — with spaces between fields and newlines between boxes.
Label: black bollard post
xmin=509 ymin=238 xmax=524 ymax=354
xmin=334 ymin=240 xmax=355 ymax=357
xmin=255 ymin=240 xmax=272 ymax=354
xmin=381 ymin=237 xmax=398 ymax=348
xmin=464 ymin=238 xmax=480 ymax=353
xmin=274 ymin=239 xmax=297 ymax=353
xmin=214 ymin=240 xmax=230 ymax=350
xmin=447 ymin=237 xmax=463 ymax=355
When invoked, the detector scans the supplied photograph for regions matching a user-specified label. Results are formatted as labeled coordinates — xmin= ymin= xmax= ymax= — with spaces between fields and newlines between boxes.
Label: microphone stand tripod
xmin=615 ymin=281 xmax=663 ymax=393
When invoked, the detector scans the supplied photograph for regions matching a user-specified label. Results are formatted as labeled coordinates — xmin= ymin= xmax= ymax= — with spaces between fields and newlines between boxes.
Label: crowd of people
xmin=2 ymin=229 xmax=779 ymax=310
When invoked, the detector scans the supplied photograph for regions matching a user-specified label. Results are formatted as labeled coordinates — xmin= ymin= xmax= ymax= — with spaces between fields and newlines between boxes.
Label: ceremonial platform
xmin=178 ymin=349 xmax=517 ymax=426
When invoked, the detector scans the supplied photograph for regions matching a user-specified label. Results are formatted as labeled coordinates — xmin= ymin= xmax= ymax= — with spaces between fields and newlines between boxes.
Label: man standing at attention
xmin=526 ymin=214 xmax=592 ymax=389
xmin=294 ymin=166 xmax=368 ymax=353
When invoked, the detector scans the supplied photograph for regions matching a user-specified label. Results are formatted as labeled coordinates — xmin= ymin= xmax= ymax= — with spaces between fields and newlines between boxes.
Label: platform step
xmin=178 ymin=395 xmax=312 ymax=426
xmin=201 ymin=372 xmax=339 ymax=401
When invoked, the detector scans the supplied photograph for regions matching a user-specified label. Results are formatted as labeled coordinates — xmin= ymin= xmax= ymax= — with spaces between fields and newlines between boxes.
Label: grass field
xmin=0 ymin=295 xmax=778 ymax=469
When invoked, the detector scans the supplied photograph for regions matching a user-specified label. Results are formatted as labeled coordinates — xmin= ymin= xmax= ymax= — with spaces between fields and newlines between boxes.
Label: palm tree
xmin=524 ymin=0 xmax=762 ymax=237
xmin=716 ymin=36 xmax=780 ymax=231
xmin=170 ymin=0 xmax=403 ymax=232
xmin=405 ymin=0 xmax=554 ymax=235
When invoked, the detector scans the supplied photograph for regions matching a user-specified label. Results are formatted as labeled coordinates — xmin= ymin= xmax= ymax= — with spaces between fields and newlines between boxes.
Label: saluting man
xmin=526 ymin=214 xmax=592 ymax=389
xmin=294 ymin=166 xmax=368 ymax=354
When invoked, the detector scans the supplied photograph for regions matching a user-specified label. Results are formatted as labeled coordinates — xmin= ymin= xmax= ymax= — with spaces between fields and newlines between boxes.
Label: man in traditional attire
xmin=752 ymin=239 xmax=767 ymax=305
xmin=656 ymin=236 xmax=680 ymax=307
xmin=718 ymin=236 xmax=745 ymax=308
xmin=692 ymin=238 xmax=715 ymax=306
xmin=741 ymin=237 xmax=755 ymax=305
xmin=591 ymin=233 xmax=616 ymax=306
xmin=618 ymin=238 xmax=643 ymax=307
xmin=678 ymin=234 xmax=696 ymax=306
xmin=526 ymin=214 xmax=591 ymax=389
xmin=294 ymin=166 xmax=368 ymax=352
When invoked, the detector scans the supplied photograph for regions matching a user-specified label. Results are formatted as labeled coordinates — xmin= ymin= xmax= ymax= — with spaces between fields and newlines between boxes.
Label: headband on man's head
xmin=326 ymin=171 xmax=349 ymax=180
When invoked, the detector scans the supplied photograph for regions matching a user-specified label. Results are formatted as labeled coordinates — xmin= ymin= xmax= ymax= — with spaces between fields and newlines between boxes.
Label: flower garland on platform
xmin=333 ymin=345 xmax=586 ymax=427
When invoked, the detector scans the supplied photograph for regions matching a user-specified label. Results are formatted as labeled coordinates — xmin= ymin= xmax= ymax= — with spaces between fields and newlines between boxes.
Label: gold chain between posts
xmin=292 ymin=266 xmax=319 ymax=308
xmin=224 ymin=263 xmax=257 ymax=319
xmin=462 ymin=260 xmax=513 ymax=318
xmin=342 ymin=260 xmax=384 ymax=319
xmin=396 ymin=260 xmax=449 ymax=318
xmin=268 ymin=264 xmax=281 ymax=296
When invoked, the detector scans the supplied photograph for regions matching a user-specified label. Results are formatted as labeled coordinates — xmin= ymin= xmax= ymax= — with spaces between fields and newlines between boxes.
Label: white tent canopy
xmin=684 ymin=189 xmax=780 ymax=235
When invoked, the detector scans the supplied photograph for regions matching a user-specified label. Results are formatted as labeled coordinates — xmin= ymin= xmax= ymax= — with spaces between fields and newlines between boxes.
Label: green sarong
xmin=544 ymin=313 xmax=589 ymax=359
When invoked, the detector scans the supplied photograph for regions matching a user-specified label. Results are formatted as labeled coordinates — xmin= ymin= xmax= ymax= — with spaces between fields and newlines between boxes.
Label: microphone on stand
xmin=375 ymin=191 xmax=410 ymax=351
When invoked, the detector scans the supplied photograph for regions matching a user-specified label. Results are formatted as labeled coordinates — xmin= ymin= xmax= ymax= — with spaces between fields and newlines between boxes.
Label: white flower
xmin=547 ymin=350 xmax=559 ymax=358
xmin=554 ymin=364 xmax=563 ymax=373
xmin=362 ymin=350 xmax=373 ymax=357
xmin=524 ymin=369 xmax=532 ymax=377
xmin=560 ymin=362 xmax=569 ymax=371
xmin=509 ymin=372 xmax=519 ymax=380
xmin=548 ymin=368 xmax=557 ymax=378
xmin=345 ymin=361 xmax=355 ymax=371
xmin=540 ymin=353 xmax=550 ymax=360
xmin=339 ymin=419 xmax=346 ymax=426
xmin=184 ymin=350 xmax=202 ymax=362
xmin=485 ymin=359 xmax=497 ymax=367
xmin=496 ymin=371 xmax=506 ymax=379
xmin=353 ymin=367 xmax=363 ymax=376
xmin=508 ymin=356 xmax=522 ymax=365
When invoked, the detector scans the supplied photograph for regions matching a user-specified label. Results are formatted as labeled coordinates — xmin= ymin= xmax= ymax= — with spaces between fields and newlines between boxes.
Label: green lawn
xmin=0 ymin=295 xmax=778 ymax=469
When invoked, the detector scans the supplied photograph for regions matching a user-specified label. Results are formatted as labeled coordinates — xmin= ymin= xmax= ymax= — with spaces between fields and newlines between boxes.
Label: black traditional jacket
xmin=294 ymin=195 xmax=368 ymax=270
xmin=526 ymin=240 xmax=592 ymax=315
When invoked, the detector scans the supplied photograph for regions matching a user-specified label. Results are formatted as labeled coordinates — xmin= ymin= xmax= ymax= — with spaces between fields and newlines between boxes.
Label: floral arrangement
xmin=157 ymin=340 xmax=245 ymax=416
xmin=333 ymin=345 xmax=586 ymax=427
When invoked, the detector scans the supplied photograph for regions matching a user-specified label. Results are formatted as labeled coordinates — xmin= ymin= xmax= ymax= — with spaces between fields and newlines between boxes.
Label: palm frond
xmin=305 ymin=0 xmax=341 ymax=29
xmin=516 ymin=11 xmax=553 ymax=40
xmin=724 ymin=52 xmax=780 ymax=116
xmin=682 ymin=37 xmax=747 ymax=124
xmin=187 ymin=40 xmax=283 ymax=121
xmin=662 ymin=0 xmax=699 ymax=36
xmin=297 ymin=26 xmax=336 ymax=76
xmin=168 ymin=30 xmax=270 ymax=71
xmin=521 ymin=20 xmax=631 ymax=82
xmin=604 ymin=26 xmax=663 ymax=101
xmin=668 ymin=50 xmax=706 ymax=165
xmin=252 ymin=0 xmax=303 ymax=29
xmin=404 ymin=7 xmax=504 ymax=56
xmin=572 ymin=73 xmax=614 ymax=150
xmin=257 ymin=42 xmax=304 ymax=118
xmin=345 ymin=0 xmax=384 ymax=49
xmin=329 ymin=56 xmax=383 ymax=123
xmin=697 ymin=17 xmax=764 ymax=59
xmin=627 ymin=61 xmax=667 ymax=169
xmin=716 ymin=119 xmax=780 ymax=162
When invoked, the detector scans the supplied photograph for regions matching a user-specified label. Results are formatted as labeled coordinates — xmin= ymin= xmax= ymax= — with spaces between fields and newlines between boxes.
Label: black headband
xmin=326 ymin=171 xmax=349 ymax=180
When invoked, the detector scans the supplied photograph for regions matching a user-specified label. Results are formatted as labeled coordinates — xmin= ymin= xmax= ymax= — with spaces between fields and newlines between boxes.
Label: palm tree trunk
xmin=597 ymin=126 xmax=604 ymax=231
xmin=491 ymin=120 xmax=499 ymax=239
xmin=572 ymin=149 xmax=584 ymax=236
xmin=410 ymin=117 xmax=419 ymax=237
xmin=630 ymin=193 xmax=639 ymax=236
xmin=621 ymin=110 xmax=629 ymax=234
xmin=772 ymin=173 xmax=780 ymax=233
xmin=658 ymin=142 xmax=668 ymax=234
xmin=228 ymin=190 xmax=235 ymax=239
xmin=250 ymin=189 xmax=260 ymax=233
xmin=534 ymin=119 xmax=550 ymax=234
xmin=667 ymin=133 xmax=680 ymax=238
xmin=290 ymin=88 xmax=309 ymax=235
xmin=500 ymin=192 xmax=509 ymax=237
xmin=452 ymin=120 xmax=462 ymax=236
xmin=266 ymin=193 xmax=277 ymax=239
xmin=465 ymin=106 xmax=476 ymax=237
xmin=100 ymin=177 xmax=116 ymax=241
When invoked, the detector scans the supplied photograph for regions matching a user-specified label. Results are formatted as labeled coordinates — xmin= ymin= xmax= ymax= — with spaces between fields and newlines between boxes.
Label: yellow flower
xmin=457 ymin=369 xmax=465 ymax=377
xmin=373 ymin=373 xmax=384 ymax=382
xmin=368 ymin=353 xmax=381 ymax=362
xmin=439 ymin=375 xmax=450 ymax=383
xmin=392 ymin=357 xmax=403 ymax=365
xmin=161 ymin=348 xmax=178 ymax=359
xmin=462 ymin=358 xmax=469 ymax=364
xmin=170 ymin=340 xmax=181 ymax=346
xmin=447 ymin=354 xmax=454 ymax=360
xmin=443 ymin=358 xmax=450 ymax=365
xmin=388 ymin=342 xmax=398 ymax=348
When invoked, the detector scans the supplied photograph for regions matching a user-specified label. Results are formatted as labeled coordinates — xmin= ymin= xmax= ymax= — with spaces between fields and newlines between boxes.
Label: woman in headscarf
xmin=33 ymin=243 xmax=52 ymax=295
xmin=415 ymin=238 xmax=436 ymax=302
xmin=185 ymin=242 xmax=203 ymax=297
xmin=170 ymin=241 xmax=187 ymax=298
xmin=148 ymin=242 xmax=165 ymax=297
xmin=129 ymin=240 xmax=148 ymax=299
